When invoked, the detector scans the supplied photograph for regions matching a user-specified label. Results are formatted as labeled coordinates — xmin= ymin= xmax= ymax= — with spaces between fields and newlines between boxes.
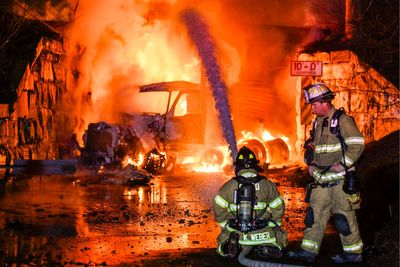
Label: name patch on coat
xmin=243 ymin=231 xmax=271 ymax=241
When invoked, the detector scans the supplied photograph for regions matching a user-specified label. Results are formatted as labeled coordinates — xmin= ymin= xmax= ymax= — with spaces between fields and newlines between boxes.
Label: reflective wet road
xmin=0 ymin=166 xmax=313 ymax=266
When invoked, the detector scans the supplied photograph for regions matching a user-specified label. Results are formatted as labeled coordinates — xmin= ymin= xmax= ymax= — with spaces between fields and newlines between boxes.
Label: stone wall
xmin=296 ymin=50 xmax=399 ymax=158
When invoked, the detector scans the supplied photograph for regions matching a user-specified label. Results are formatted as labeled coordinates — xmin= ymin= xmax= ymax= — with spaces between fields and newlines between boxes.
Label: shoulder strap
xmin=234 ymin=175 xmax=264 ymax=184
xmin=310 ymin=119 xmax=317 ymax=141
xmin=330 ymin=108 xmax=345 ymax=135
xmin=330 ymin=108 xmax=347 ymax=151
xmin=233 ymin=176 xmax=247 ymax=184
xmin=304 ymin=118 xmax=317 ymax=148
xmin=252 ymin=175 xmax=266 ymax=183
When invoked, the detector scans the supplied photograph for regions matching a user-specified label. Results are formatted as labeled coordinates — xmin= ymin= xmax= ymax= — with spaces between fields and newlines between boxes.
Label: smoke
xmin=64 ymin=0 xmax=201 ymax=140
xmin=181 ymin=9 xmax=238 ymax=161
xmin=63 ymin=0 xmax=342 ymax=147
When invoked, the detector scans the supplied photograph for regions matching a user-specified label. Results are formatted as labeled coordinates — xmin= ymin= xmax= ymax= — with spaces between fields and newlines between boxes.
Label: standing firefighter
xmin=288 ymin=83 xmax=365 ymax=264
xmin=213 ymin=146 xmax=287 ymax=260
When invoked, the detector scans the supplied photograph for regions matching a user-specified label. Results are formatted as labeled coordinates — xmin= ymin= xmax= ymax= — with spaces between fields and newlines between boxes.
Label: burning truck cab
xmin=131 ymin=81 xmax=229 ymax=172
xmin=80 ymin=80 xmax=229 ymax=173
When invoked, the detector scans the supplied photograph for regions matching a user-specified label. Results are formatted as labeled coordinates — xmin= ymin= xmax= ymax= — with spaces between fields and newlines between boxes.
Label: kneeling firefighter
xmin=213 ymin=146 xmax=288 ymax=264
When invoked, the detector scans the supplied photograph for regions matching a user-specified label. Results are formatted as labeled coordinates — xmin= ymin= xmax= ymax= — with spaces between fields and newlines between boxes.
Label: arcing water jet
xmin=181 ymin=9 xmax=238 ymax=161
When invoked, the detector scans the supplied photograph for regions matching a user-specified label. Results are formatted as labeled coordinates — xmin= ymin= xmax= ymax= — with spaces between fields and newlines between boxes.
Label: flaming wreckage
xmin=80 ymin=81 xmax=289 ymax=180
xmin=80 ymin=81 xmax=220 ymax=177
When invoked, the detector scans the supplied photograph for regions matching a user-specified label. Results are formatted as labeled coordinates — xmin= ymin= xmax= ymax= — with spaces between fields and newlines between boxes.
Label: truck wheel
xmin=264 ymin=138 xmax=290 ymax=164
xmin=200 ymin=148 xmax=224 ymax=166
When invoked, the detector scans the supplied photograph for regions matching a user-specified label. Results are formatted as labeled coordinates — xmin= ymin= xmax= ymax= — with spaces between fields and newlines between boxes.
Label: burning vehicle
xmin=80 ymin=81 xmax=290 ymax=174
xmin=131 ymin=81 xmax=228 ymax=172
xmin=80 ymin=81 xmax=225 ymax=174
xmin=80 ymin=122 xmax=143 ymax=169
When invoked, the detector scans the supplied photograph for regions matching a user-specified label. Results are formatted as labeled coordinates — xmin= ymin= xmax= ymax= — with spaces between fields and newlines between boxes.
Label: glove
xmin=346 ymin=192 xmax=361 ymax=204
xmin=223 ymin=232 xmax=240 ymax=259
xmin=330 ymin=162 xmax=345 ymax=172
xmin=303 ymin=139 xmax=315 ymax=166
xmin=308 ymin=166 xmax=314 ymax=176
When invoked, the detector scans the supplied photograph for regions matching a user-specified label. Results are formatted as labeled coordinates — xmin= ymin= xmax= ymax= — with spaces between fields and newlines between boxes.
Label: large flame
xmin=65 ymin=1 xmax=243 ymax=143
xmin=63 ymin=0 xmax=331 ymax=163
xmin=65 ymin=1 xmax=196 ymax=141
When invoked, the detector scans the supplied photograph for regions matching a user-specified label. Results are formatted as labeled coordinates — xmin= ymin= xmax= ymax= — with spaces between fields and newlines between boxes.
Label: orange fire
xmin=64 ymin=1 xmax=252 ymax=148
xmin=261 ymin=130 xmax=275 ymax=141
xmin=122 ymin=154 xmax=144 ymax=168
xmin=66 ymin=1 xmax=202 ymax=142
xmin=65 ymin=0 xmax=318 ymax=166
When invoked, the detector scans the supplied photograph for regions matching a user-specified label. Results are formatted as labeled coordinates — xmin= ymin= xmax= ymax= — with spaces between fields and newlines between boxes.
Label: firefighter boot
xmin=287 ymin=249 xmax=316 ymax=263
xmin=331 ymin=253 xmax=363 ymax=263
xmin=255 ymin=245 xmax=283 ymax=259
xmin=222 ymin=233 xmax=240 ymax=259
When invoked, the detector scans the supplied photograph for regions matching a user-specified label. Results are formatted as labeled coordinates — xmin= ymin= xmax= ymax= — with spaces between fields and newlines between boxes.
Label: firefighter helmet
xmin=234 ymin=146 xmax=263 ymax=173
xmin=303 ymin=83 xmax=335 ymax=104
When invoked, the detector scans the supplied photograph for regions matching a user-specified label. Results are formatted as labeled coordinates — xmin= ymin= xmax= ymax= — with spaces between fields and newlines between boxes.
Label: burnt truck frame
xmin=136 ymin=81 xmax=227 ymax=171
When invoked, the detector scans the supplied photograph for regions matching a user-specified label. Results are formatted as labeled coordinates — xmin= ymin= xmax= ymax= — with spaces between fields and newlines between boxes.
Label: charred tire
xmin=200 ymin=148 xmax=224 ymax=166
xmin=264 ymin=138 xmax=290 ymax=165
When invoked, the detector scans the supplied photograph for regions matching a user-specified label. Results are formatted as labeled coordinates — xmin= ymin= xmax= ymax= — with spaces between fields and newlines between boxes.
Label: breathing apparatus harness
xmin=228 ymin=175 xmax=277 ymax=233
xmin=304 ymin=108 xmax=360 ymax=203
xmin=224 ymin=173 xmax=292 ymax=266
xmin=331 ymin=109 xmax=360 ymax=200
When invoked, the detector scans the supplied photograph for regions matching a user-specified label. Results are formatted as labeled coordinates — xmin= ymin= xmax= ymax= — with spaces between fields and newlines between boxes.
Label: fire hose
xmin=230 ymin=183 xmax=307 ymax=267
xmin=238 ymin=246 xmax=306 ymax=267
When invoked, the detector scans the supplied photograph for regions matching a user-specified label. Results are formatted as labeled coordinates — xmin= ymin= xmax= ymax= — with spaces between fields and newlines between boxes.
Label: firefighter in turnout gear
xmin=213 ymin=146 xmax=287 ymax=260
xmin=288 ymin=83 xmax=365 ymax=264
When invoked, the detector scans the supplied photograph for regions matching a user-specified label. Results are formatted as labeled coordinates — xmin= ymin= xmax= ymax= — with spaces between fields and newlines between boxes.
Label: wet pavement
xmin=0 ymin=166 xmax=370 ymax=266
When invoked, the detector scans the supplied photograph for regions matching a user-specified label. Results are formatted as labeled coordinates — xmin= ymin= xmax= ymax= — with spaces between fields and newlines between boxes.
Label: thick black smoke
xmin=181 ymin=9 xmax=238 ymax=161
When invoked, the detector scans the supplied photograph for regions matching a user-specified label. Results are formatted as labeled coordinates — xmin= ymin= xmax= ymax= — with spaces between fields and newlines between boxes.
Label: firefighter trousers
xmin=301 ymin=180 xmax=363 ymax=254
xmin=217 ymin=226 xmax=288 ymax=256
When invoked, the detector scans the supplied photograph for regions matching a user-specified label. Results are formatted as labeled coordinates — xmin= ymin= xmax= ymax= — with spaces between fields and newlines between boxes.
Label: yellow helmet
xmin=303 ymin=83 xmax=335 ymax=104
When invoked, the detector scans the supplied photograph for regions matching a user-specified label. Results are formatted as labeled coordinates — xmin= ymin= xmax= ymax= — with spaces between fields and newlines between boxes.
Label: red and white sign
xmin=291 ymin=61 xmax=323 ymax=76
